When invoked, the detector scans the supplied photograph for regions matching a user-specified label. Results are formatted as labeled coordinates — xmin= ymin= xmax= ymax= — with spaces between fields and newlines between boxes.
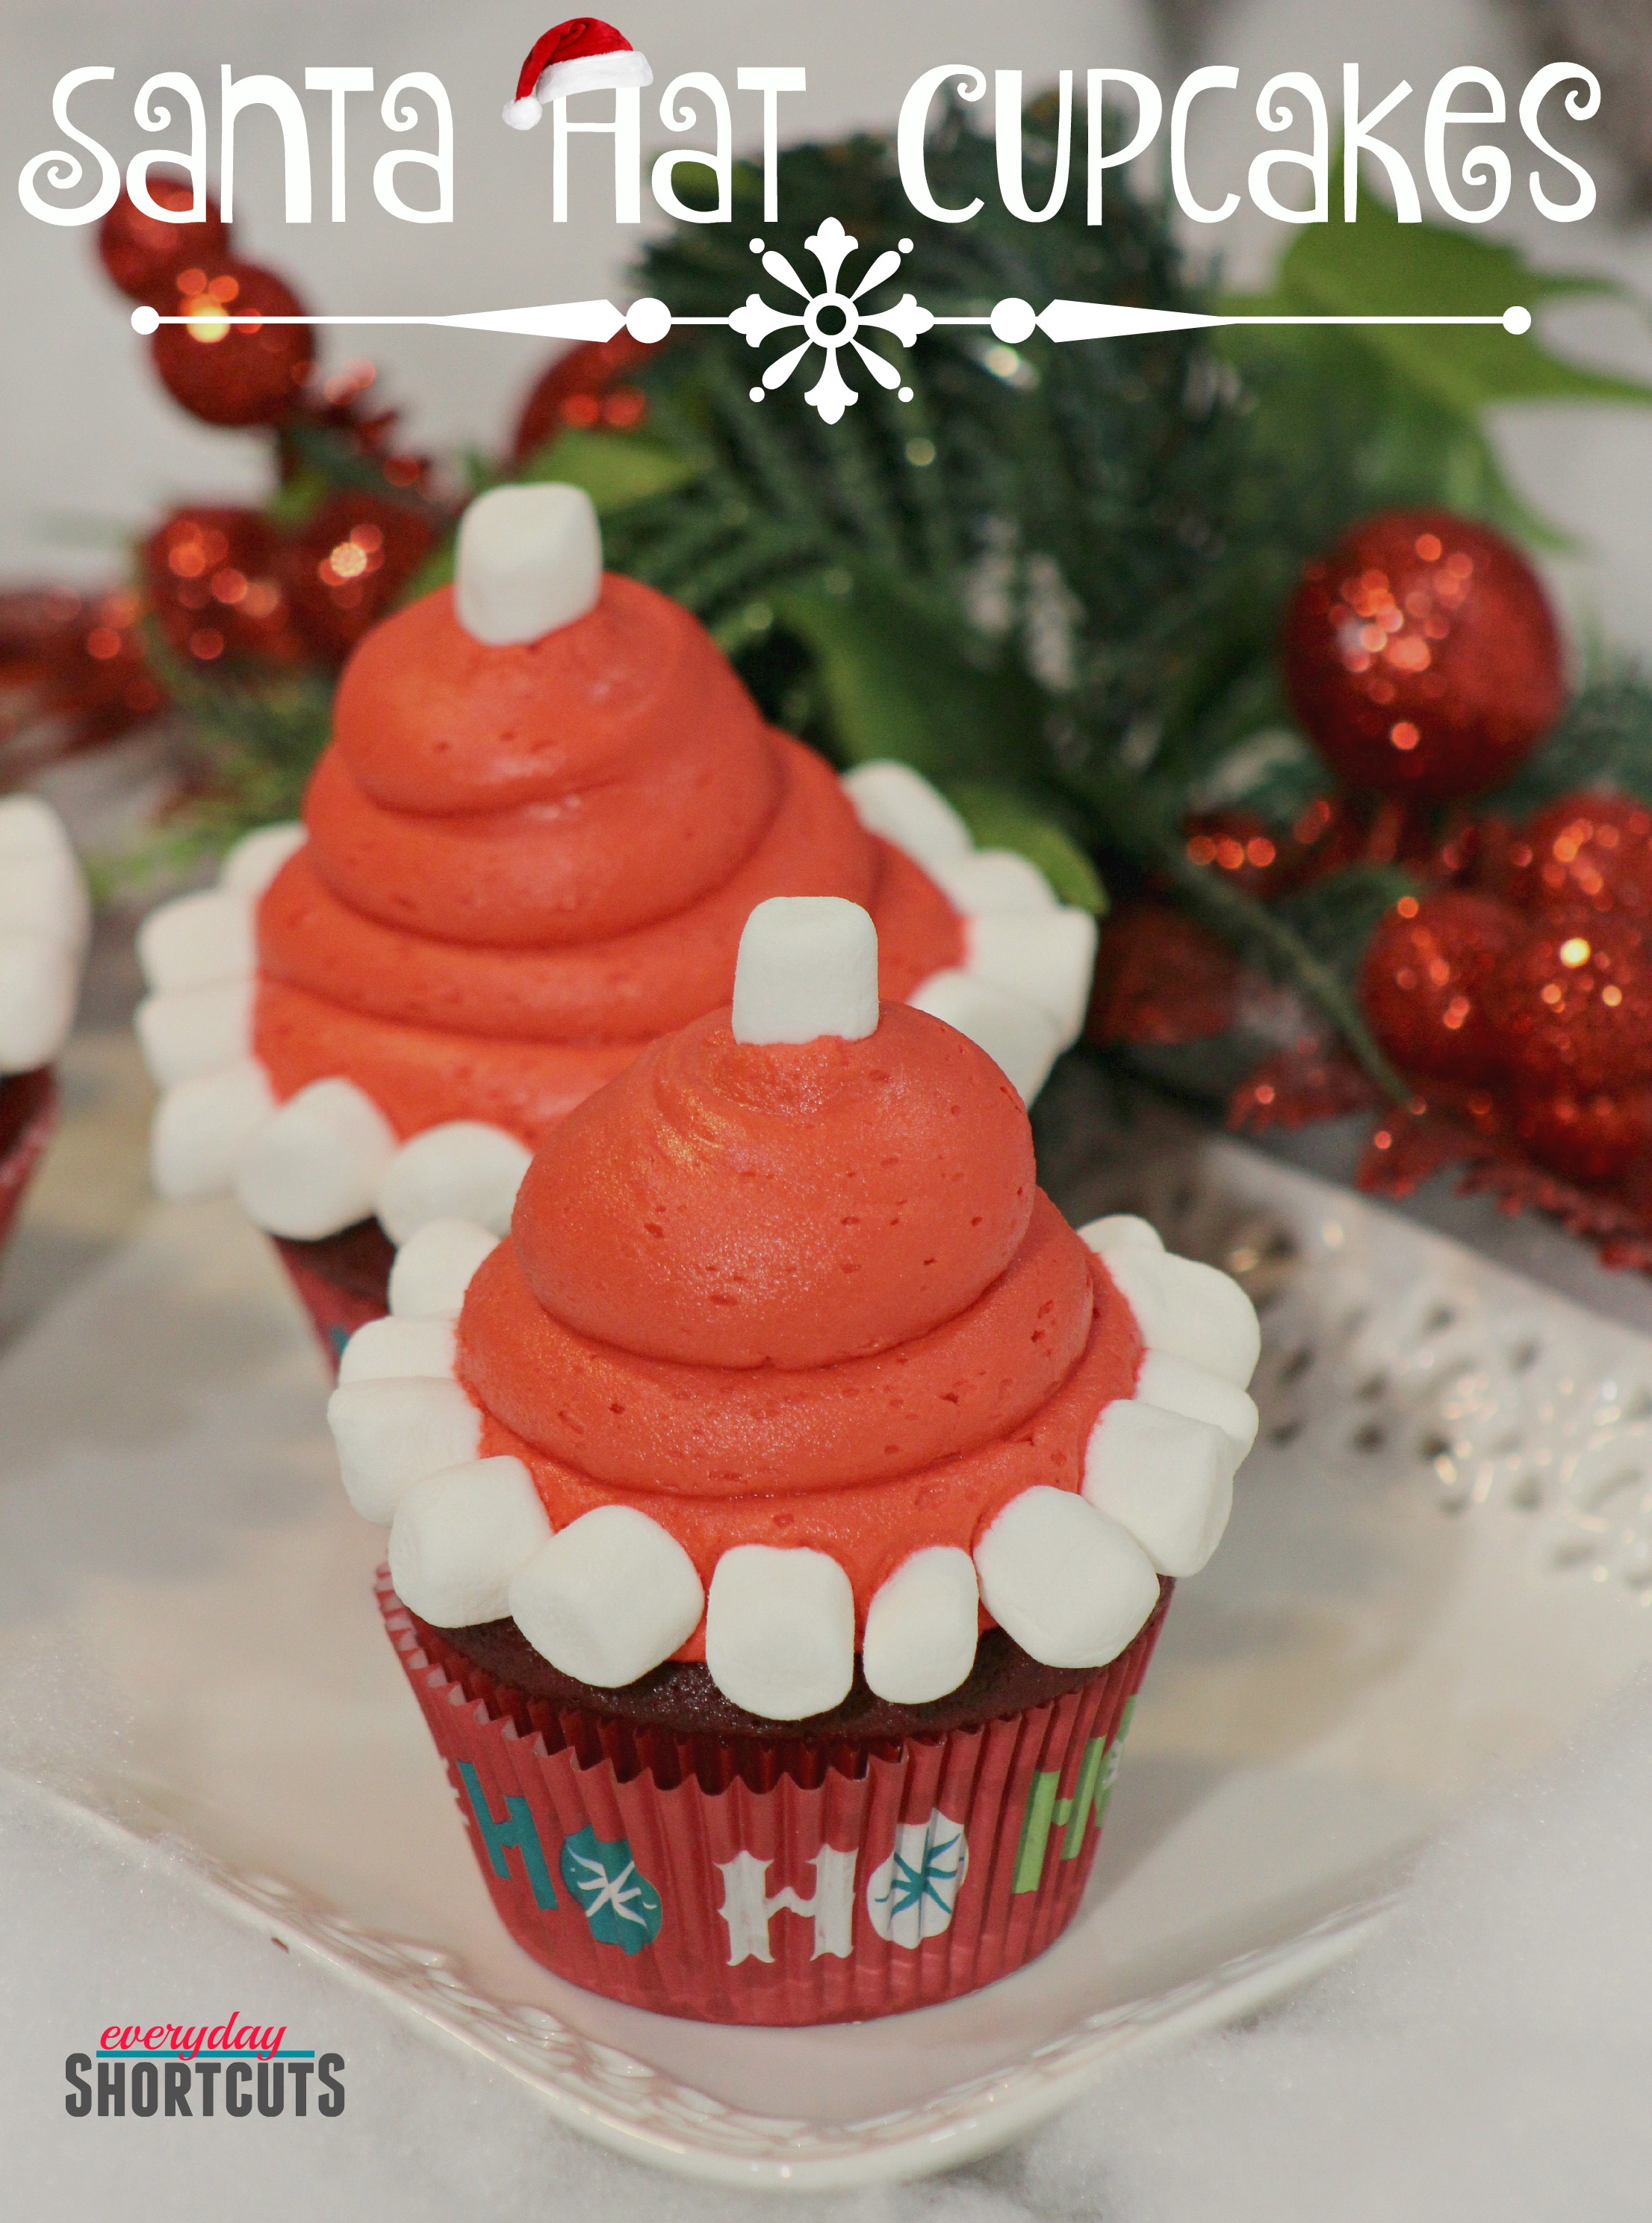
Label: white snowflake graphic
xmin=728 ymin=217 xmax=935 ymax=424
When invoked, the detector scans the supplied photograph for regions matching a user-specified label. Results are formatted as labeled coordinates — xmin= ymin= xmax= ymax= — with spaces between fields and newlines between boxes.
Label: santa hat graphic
xmin=503 ymin=19 xmax=654 ymax=129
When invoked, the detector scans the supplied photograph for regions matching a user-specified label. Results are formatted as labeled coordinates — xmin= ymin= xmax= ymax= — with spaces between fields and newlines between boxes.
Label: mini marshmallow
xmin=337 ymin=1313 xmax=456 ymax=1387
xmin=974 ymin=1486 xmax=1159 ymax=1669
xmin=0 ymin=936 xmax=79 ymax=1072
xmin=0 ymin=849 xmax=90 ymax=949
xmin=1083 ymin=1399 xmax=1235 ymax=1577
xmin=705 ymin=1545 xmax=856 ymax=1720
xmin=136 ymin=889 xmax=255 ymax=995
xmin=150 ymin=1058 xmax=276 ymax=1200
xmin=327 ymin=1376 xmax=482 ymax=1524
xmin=1079 ymin=1214 xmax=1164 ymax=1258
xmin=387 ymin=1218 xmax=499 ymax=1319
xmin=388 ymin=1456 xmax=550 ymax=1626
xmin=840 ymin=761 xmax=972 ymax=869
xmin=134 ymin=979 xmax=252 ymax=1090
xmin=966 ymin=909 xmax=1099 ymax=1045
xmin=509 ymin=1506 xmax=704 ymax=1687
xmin=235 ymin=1077 xmax=398 ymax=1241
xmin=730 ymin=896 xmax=880 ymax=1047
xmin=374 ymin=1122 xmax=531 ymax=1246
xmin=0 ymin=794 xmax=75 ymax=864
xmin=861 ymin=1546 xmax=980 ymax=1705
xmin=908 ymin=968 xmax=1063 ymax=1104
xmin=454 ymin=483 xmax=602 ymax=647
xmin=930 ymin=848 xmax=1057 ymax=917
xmin=218 ymin=821 xmax=306 ymax=899
xmin=1134 ymin=1349 xmax=1259 ymax=1459
xmin=1105 ymin=1246 xmax=1261 ymax=1389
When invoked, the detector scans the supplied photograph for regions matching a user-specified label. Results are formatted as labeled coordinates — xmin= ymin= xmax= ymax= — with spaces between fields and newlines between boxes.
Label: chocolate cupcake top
xmin=134 ymin=486 xmax=1099 ymax=1245
xmin=329 ymin=899 xmax=1259 ymax=1722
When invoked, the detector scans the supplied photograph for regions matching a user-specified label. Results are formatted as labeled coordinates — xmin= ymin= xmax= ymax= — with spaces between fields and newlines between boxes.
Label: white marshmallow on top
xmin=705 ymin=1545 xmax=857 ymax=1720
xmin=0 ymin=796 xmax=90 ymax=1072
xmin=509 ymin=1506 xmax=704 ymax=1688
xmin=136 ymin=889 xmax=255 ymax=996
xmin=1079 ymin=1214 xmax=1164 ymax=1259
xmin=374 ymin=1121 xmax=531 ymax=1245
xmin=1082 ymin=1400 xmax=1235 ymax=1578
xmin=1103 ymin=1246 xmax=1262 ymax=1389
xmin=235 ymin=1077 xmax=398 ymax=1241
xmin=218 ymin=821 xmax=307 ymax=899
xmin=338 ymin=1312 xmax=456 ymax=1386
xmin=135 ymin=978 xmax=253 ymax=1091
xmin=1134 ymin=1348 xmax=1259 ymax=1459
xmin=388 ymin=1456 xmax=551 ymax=1627
xmin=327 ymin=1375 xmax=482 ymax=1524
xmin=454 ymin=484 xmax=602 ymax=647
xmin=974 ymin=1486 xmax=1159 ymax=1669
xmin=861 ymin=1546 xmax=980 ymax=1705
xmin=388 ymin=1218 xmax=499 ymax=1320
xmin=839 ymin=761 xmax=972 ymax=870
xmin=150 ymin=1058 xmax=276 ymax=1201
xmin=0 ymin=939 xmax=80 ymax=1073
xmin=907 ymin=967 xmax=1063 ymax=1105
xmin=730 ymin=896 xmax=880 ymax=1047
xmin=929 ymin=849 xmax=1057 ymax=917
xmin=966 ymin=908 xmax=1099 ymax=1045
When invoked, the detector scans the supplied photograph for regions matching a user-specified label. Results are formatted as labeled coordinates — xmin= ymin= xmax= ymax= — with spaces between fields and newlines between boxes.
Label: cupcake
xmin=332 ymin=897 xmax=1257 ymax=2024
xmin=134 ymin=486 xmax=1097 ymax=1359
xmin=0 ymin=796 xmax=90 ymax=1256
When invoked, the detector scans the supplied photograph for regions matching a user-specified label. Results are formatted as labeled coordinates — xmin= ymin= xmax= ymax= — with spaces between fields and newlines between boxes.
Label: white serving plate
xmin=3 ymin=1134 xmax=1652 ymax=2191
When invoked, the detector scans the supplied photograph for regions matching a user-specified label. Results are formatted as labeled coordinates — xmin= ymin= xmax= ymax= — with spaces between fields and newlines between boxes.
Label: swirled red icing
xmin=455 ymin=1005 xmax=1143 ymax=1655
xmin=251 ymin=577 xmax=963 ymax=1141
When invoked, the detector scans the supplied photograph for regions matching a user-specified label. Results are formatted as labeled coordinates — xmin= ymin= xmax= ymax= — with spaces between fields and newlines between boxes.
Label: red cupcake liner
xmin=0 ymin=1068 xmax=58 ymax=1259
xmin=379 ymin=1567 xmax=1170 ymax=2025
xmin=270 ymin=1224 xmax=392 ymax=1372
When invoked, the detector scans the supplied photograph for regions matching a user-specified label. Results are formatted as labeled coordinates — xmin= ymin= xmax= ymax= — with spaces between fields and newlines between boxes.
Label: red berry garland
xmin=1483 ymin=913 xmax=1652 ymax=1094
xmin=141 ymin=507 xmax=304 ymax=666
xmin=151 ymin=263 xmax=313 ymax=427
xmin=280 ymin=492 xmax=435 ymax=661
xmin=98 ymin=175 xmax=229 ymax=306
xmin=1509 ymin=792 xmax=1652 ymax=920
xmin=1282 ymin=509 xmax=1564 ymax=802
xmin=1358 ymin=891 xmax=1522 ymax=1082
xmin=1512 ymin=1085 xmax=1652 ymax=1188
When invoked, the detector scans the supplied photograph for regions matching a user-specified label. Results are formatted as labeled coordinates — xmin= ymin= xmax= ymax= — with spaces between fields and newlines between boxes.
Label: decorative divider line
xmin=130 ymin=216 xmax=1531 ymax=425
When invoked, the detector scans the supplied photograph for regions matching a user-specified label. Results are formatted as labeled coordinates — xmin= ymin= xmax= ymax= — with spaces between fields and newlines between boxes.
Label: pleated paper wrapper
xmin=379 ymin=1567 xmax=1170 ymax=2026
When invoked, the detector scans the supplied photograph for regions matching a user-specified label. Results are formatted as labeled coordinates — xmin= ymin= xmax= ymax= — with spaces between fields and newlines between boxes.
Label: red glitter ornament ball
xmin=141 ymin=507 xmax=304 ymax=666
xmin=1282 ymin=509 xmax=1564 ymax=803
xmin=151 ymin=264 xmax=313 ymax=427
xmin=511 ymin=332 xmax=660 ymax=462
xmin=1484 ymin=913 xmax=1652 ymax=1094
xmin=1509 ymin=792 xmax=1652 ymax=921
xmin=98 ymin=173 xmax=228 ymax=305
xmin=281 ymin=492 xmax=435 ymax=662
xmin=1358 ymin=891 xmax=1523 ymax=1082
xmin=1512 ymin=1085 xmax=1652 ymax=1188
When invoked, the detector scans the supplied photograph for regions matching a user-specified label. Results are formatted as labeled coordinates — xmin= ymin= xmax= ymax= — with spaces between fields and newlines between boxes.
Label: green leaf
xmin=769 ymin=569 xmax=1046 ymax=786
xmin=1223 ymin=184 xmax=1652 ymax=426
xmin=946 ymin=781 xmax=1108 ymax=912
xmin=517 ymin=425 xmax=705 ymax=513
xmin=1272 ymin=864 xmax=1421 ymax=990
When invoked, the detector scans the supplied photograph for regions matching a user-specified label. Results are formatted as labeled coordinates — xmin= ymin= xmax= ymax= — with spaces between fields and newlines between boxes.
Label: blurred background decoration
xmin=11 ymin=98 xmax=1652 ymax=1262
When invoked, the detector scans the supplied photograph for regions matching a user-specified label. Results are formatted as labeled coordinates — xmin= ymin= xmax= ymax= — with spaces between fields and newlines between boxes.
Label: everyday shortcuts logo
xmin=64 ymin=2015 xmax=344 ymax=2120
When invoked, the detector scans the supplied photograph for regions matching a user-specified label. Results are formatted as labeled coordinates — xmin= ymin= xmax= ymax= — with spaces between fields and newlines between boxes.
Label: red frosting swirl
xmin=455 ymin=1004 xmax=1143 ymax=1653
xmin=252 ymin=577 xmax=963 ymax=1144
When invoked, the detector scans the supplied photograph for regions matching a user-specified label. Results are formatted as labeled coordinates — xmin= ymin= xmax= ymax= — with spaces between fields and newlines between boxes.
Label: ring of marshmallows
xmin=326 ymin=896 xmax=1260 ymax=1725
xmin=132 ymin=485 xmax=1100 ymax=1248
xmin=0 ymin=796 xmax=90 ymax=1076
